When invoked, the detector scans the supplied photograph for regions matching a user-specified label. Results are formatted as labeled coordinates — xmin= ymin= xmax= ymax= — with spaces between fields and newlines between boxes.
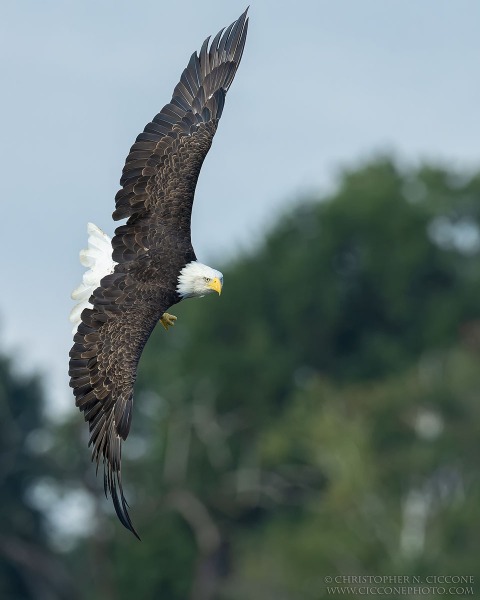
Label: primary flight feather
xmin=68 ymin=9 xmax=249 ymax=538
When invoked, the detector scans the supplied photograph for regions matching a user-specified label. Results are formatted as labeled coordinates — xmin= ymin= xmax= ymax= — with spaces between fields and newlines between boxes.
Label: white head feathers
xmin=176 ymin=261 xmax=223 ymax=299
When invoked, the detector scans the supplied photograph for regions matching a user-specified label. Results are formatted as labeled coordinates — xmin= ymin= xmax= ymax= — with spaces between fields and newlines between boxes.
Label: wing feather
xmin=69 ymin=272 xmax=174 ymax=538
xmin=111 ymin=8 xmax=248 ymax=229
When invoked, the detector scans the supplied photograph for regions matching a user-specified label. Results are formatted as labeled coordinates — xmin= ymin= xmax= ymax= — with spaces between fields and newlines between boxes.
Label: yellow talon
xmin=160 ymin=312 xmax=177 ymax=331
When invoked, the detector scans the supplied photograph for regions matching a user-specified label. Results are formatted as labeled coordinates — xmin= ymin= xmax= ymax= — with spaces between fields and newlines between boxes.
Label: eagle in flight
xmin=69 ymin=9 xmax=248 ymax=537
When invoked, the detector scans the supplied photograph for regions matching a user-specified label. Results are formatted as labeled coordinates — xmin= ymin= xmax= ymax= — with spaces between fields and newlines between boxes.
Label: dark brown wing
xmin=69 ymin=9 xmax=249 ymax=538
xmin=69 ymin=271 xmax=174 ymax=538
xmin=111 ymin=8 xmax=249 ymax=266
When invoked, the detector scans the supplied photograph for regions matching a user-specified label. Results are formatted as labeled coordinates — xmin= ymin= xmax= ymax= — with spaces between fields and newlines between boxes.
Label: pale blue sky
xmin=1 ymin=0 xmax=480 ymax=417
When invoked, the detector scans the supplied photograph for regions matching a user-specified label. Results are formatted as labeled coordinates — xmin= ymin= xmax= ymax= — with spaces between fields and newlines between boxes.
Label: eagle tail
xmin=69 ymin=223 xmax=116 ymax=333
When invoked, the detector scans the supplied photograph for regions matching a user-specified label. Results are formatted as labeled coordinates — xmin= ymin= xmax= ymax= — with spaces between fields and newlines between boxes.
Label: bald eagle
xmin=69 ymin=9 xmax=248 ymax=537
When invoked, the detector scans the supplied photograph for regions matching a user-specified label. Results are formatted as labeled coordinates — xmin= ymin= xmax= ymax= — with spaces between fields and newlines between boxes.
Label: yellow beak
xmin=208 ymin=277 xmax=222 ymax=295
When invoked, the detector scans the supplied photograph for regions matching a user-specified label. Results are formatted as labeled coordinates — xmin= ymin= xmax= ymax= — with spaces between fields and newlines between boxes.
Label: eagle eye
xmin=204 ymin=277 xmax=211 ymax=282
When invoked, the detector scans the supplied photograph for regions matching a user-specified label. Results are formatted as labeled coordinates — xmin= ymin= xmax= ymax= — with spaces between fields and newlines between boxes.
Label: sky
xmin=1 ymin=0 xmax=480 ymax=419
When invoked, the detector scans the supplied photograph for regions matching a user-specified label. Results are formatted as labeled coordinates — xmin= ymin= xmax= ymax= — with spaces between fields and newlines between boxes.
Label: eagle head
xmin=177 ymin=261 xmax=223 ymax=299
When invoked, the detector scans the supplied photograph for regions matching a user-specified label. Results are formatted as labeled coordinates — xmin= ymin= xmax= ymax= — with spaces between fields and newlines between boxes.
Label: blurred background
xmin=2 ymin=1 xmax=480 ymax=598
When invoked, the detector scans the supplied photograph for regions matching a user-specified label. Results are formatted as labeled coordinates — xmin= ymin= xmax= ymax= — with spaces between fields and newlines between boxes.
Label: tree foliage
xmin=2 ymin=157 xmax=480 ymax=599
xmin=0 ymin=355 xmax=76 ymax=599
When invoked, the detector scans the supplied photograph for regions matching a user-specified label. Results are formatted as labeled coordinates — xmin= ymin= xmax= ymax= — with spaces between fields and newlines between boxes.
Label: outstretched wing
xmin=111 ymin=8 xmax=249 ymax=266
xmin=69 ymin=273 xmax=168 ymax=537
xmin=69 ymin=9 xmax=249 ymax=537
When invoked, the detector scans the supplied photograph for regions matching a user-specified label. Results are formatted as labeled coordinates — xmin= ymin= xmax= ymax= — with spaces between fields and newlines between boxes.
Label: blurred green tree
xmin=0 ymin=353 xmax=76 ymax=599
xmin=230 ymin=345 xmax=480 ymax=598
xmin=89 ymin=157 xmax=479 ymax=598
xmin=10 ymin=156 xmax=480 ymax=599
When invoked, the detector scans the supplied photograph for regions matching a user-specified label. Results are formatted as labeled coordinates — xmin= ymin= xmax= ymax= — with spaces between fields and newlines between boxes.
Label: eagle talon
xmin=160 ymin=312 xmax=177 ymax=330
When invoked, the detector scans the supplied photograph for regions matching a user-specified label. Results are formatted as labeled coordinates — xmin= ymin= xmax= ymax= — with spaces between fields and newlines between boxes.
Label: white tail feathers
xmin=69 ymin=223 xmax=116 ymax=334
